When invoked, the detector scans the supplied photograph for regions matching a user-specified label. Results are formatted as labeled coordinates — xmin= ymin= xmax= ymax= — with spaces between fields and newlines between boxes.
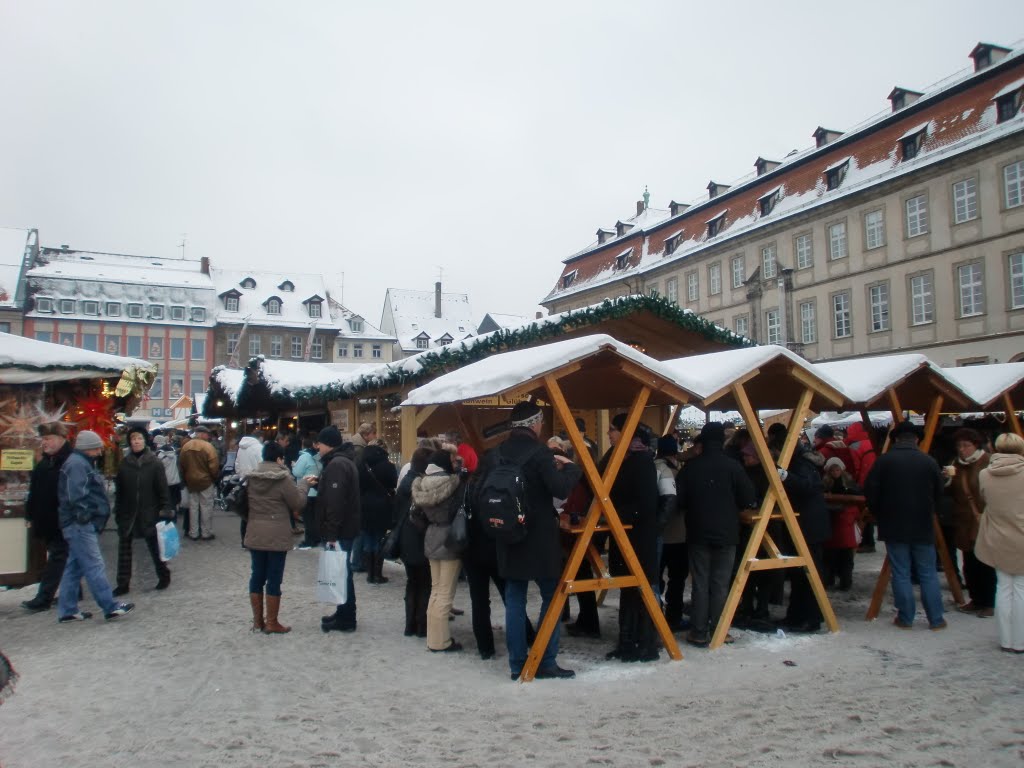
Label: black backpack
xmin=477 ymin=443 xmax=544 ymax=544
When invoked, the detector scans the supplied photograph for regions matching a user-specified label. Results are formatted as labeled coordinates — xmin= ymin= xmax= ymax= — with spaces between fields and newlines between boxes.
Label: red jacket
xmin=816 ymin=438 xmax=854 ymax=472
xmin=845 ymin=423 xmax=877 ymax=487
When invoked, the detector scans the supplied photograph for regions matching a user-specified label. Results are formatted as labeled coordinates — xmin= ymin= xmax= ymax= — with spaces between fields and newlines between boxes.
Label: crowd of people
xmin=17 ymin=405 xmax=1024 ymax=678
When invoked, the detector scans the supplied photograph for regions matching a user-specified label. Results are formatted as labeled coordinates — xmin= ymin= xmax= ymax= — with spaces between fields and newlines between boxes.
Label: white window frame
xmin=795 ymin=234 xmax=813 ymax=270
xmin=800 ymin=301 xmax=816 ymax=344
xmin=731 ymin=256 xmax=745 ymax=288
xmin=832 ymin=292 xmax=852 ymax=338
xmin=127 ymin=303 xmax=143 ymax=318
xmin=225 ymin=296 xmax=239 ymax=312
xmin=734 ymin=315 xmax=749 ymax=337
xmin=353 ymin=343 xmax=364 ymax=358
xmin=415 ymin=337 xmax=429 ymax=350
xmin=828 ymin=221 xmax=848 ymax=260
xmin=1010 ymin=252 xmax=1024 ymax=310
xmin=191 ymin=307 xmax=206 ymax=322
xmin=308 ymin=302 xmax=321 ymax=319
xmin=249 ymin=336 xmax=261 ymax=356
xmin=270 ymin=335 xmax=282 ymax=358
xmin=761 ymin=245 xmax=777 ymax=279
xmin=338 ymin=344 xmax=349 ymax=358
xmin=686 ymin=272 xmax=699 ymax=302
xmin=869 ymin=283 xmax=890 ymax=332
xmin=372 ymin=344 xmax=382 ymax=359
xmin=227 ymin=332 xmax=239 ymax=355
xmin=958 ymin=262 xmax=984 ymax=317
xmin=149 ymin=305 xmax=165 ymax=320
xmin=665 ymin=277 xmax=678 ymax=305
xmin=106 ymin=302 xmax=121 ymax=316
xmin=170 ymin=305 xmax=186 ymax=321
xmin=291 ymin=336 xmax=303 ymax=358
xmin=1005 ymin=160 xmax=1024 ymax=209
xmin=864 ymin=210 xmax=885 ymax=250
xmin=266 ymin=298 xmax=281 ymax=315
xmin=765 ymin=309 xmax=781 ymax=345
xmin=350 ymin=318 xmax=363 ymax=333
xmin=910 ymin=273 xmax=934 ymax=325
xmin=311 ymin=337 xmax=323 ymax=359
xmin=82 ymin=300 xmax=99 ymax=316
xmin=59 ymin=299 xmax=75 ymax=314
xmin=36 ymin=297 xmax=54 ymax=313
xmin=906 ymin=194 xmax=929 ymax=237
xmin=953 ymin=177 xmax=978 ymax=223
xmin=708 ymin=263 xmax=722 ymax=295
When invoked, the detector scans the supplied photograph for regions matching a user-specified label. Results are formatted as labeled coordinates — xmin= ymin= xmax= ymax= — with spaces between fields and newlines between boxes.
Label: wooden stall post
xmin=1003 ymin=392 xmax=1023 ymax=438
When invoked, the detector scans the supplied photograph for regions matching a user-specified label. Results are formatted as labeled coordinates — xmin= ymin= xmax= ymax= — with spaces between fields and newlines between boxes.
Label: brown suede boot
xmin=250 ymin=592 xmax=265 ymax=632
xmin=263 ymin=595 xmax=291 ymax=634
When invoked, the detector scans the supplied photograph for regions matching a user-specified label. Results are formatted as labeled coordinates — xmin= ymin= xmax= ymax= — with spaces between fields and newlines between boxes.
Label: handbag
xmin=380 ymin=511 xmax=405 ymax=561
xmin=315 ymin=544 xmax=349 ymax=604
xmin=445 ymin=486 xmax=470 ymax=552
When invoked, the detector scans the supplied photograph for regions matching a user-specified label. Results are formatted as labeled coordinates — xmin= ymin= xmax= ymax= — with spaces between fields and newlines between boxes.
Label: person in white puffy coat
xmin=235 ymin=435 xmax=264 ymax=479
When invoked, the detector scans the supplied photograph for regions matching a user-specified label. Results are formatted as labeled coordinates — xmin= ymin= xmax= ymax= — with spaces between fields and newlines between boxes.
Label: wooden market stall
xmin=401 ymin=334 xmax=703 ymax=681
xmin=815 ymin=354 xmax=974 ymax=619
xmin=660 ymin=345 xmax=848 ymax=649
xmin=0 ymin=332 xmax=156 ymax=587
xmin=940 ymin=362 xmax=1024 ymax=437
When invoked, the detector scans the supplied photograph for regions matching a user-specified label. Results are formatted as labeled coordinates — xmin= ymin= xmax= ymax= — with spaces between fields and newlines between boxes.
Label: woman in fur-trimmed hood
xmin=412 ymin=449 xmax=467 ymax=653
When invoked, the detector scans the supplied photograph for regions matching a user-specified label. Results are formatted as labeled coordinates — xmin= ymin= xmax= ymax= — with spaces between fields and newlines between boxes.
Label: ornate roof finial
xmin=642 ymin=185 xmax=650 ymax=210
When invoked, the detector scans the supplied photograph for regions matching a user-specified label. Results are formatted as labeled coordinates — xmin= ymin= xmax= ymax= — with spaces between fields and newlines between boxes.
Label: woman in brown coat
xmin=948 ymin=428 xmax=994 ymax=617
xmin=244 ymin=442 xmax=309 ymax=634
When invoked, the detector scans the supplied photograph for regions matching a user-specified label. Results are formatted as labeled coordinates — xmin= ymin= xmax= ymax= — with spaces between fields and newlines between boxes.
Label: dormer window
xmin=265 ymin=297 xmax=282 ymax=315
xmin=755 ymin=157 xmax=781 ymax=176
xmin=706 ymin=212 xmax=727 ymax=238
xmin=813 ymin=126 xmax=843 ymax=148
xmin=82 ymin=300 xmax=99 ymax=316
xmin=995 ymin=79 xmax=1024 ymax=123
xmin=414 ymin=331 xmax=430 ymax=350
xmin=190 ymin=307 xmax=206 ymax=322
xmin=437 ymin=333 xmax=454 ymax=346
xmin=759 ymin=187 xmax=781 ymax=216
xmin=707 ymin=181 xmax=730 ymax=199
xmin=669 ymin=201 xmax=690 ymax=217
xmin=308 ymin=302 xmax=321 ymax=318
xmin=825 ymin=158 xmax=850 ymax=191
xmin=127 ymin=303 xmax=143 ymax=318
xmin=59 ymin=299 xmax=75 ymax=314
xmin=225 ymin=296 xmax=239 ymax=312
xmin=35 ymin=297 xmax=54 ymax=313
xmin=350 ymin=317 xmax=363 ymax=333
xmin=562 ymin=270 xmax=577 ymax=289
xmin=900 ymin=125 xmax=927 ymax=161
xmin=170 ymin=305 xmax=186 ymax=321
xmin=149 ymin=305 xmax=165 ymax=320
xmin=596 ymin=228 xmax=615 ymax=245
xmin=970 ymin=42 xmax=1011 ymax=72
xmin=888 ymin=87 xmax=923 ymax=112
xmin=614 ymin=248 xmax=632 ymax=271
xmin=665 ymin=232 xmax=683 ymax=255
xmin=278 ymin=280 xmax=295 ymax=292
xmin=106 ymin=302 xmax=121 ymax=316
xmin=615 ymin=221 xmax=634 ymax=237
xmin=240 ymin=277 xmax=257 ymax=289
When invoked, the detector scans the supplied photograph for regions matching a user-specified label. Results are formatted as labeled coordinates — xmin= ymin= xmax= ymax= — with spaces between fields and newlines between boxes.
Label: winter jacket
xmin=609 ymin=447 xmax=660 ymax=581
xmin=243 ymin=461 xmax=309 ymax=551
xmin=235 ymin=436 xmax=262 ymax=479
xmin=396 ymin=470 xmax=427 ymax=567
xmin=655 ymin=456 xmax=684 ymax=544
xmin=25 ymin=440 xmax=73 ymax=541
xmin=178 ymin=438 xmax=220 ymax=492
xmin=413 ymin=466 xmax=465 ymax=561
xmin=864 ymin=442 xmax=944 ymax=545
xmin=816 ymin=438 xmax=855 ymax=473
xmin=782 ymin=446 xmax=831 ymax=545
xmin=58 ymin=450 xmax=110 ymax=531
xmin=315 ymin=446 xmax=361 ymax=542
xmin=976 ymin=452 xmax=1024 ymax=574
xmin=845 ymin=423 xmax=877 ymax=487
xmin=292 ymin=449 xmax=322 ymax=498
xmin=475 ymin=428 xmax=582 ymax=582
xmin=156 ymin=445 xmax=181 ymax=486
xmin=115 ymin=448 xmax=171 ymax=539
xmin=677 ymin=441 xmax=756 ymax=547
xmin=949 ymin=450 xmax=990 ymax=549
xmin=359 ymin=445 xmax=399 ymax=537
xmin=823 ymin=473 xmax=860 ymax=550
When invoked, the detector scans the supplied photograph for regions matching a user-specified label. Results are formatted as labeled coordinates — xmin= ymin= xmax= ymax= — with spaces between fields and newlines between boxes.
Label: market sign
xmin=0 ymin=450 xmax=34 ymax=471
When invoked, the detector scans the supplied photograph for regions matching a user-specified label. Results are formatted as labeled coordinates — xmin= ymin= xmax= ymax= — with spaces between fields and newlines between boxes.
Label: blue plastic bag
xmin=156 ymin=521 xmax=180 ymax=562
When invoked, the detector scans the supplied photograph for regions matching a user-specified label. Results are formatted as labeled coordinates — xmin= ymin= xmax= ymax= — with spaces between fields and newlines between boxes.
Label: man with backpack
xmin=474 ymin=401 xmax=581 ymax=680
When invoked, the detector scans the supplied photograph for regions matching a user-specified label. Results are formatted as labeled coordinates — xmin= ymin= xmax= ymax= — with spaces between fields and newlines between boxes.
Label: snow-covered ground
xmin=1 ymin=509 xmax=1021 ymax=768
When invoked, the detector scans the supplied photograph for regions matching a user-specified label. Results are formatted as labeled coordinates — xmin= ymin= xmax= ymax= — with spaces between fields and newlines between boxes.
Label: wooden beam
xmin=789 ymin=364 xmax=844 ymax=407
xmin=748 ymin=557 xmax=807 ymax=571
xmin=702 ymin=369 xmax=760 ymax=408
xmin=414 ymin=404 xmax=438 ymax=429
xmin=920 ymin=394 xmax=944 ymax=453
xmin=664 ymin=404 xmax=682 ymax=436
xmin=1004 ymin=392 xmax=1023 ymax=438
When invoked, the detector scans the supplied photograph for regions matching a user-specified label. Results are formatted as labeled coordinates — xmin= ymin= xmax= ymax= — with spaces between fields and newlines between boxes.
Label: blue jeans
xmin=249 ymin=550 xmax=287 ymax=596
xmin=58 ymin=523 xmax=117 ymax=616
xmin=505 ymin=577 xmax=559 ymax=675
xmin=887 ymin=541 xmax=944 ymax=627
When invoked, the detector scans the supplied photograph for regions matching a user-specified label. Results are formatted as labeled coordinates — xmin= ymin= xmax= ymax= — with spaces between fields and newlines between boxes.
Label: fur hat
xmin=38 ymin=421 xmax=68 ymax=438
xmin=700 ymin=422 xmax=726 ymax=443
xmin=427 ymin=449 xmax=454 ymax=474
xmin=317 ymin=426 xmax=343 ymax=448
xmin=657 ymin=435 xmax=678 ymax=457
xmin=824 ymin=456 xmax=847 ymax=472
xmin=75 ymin=430 xmax=104 ymax=451
xmin=153 ymin=434 xmax=168 ymax=447
xmin=814 ymin=425 xmax=835 ymax=440
xmin=510 ymin=401 xmax=542 ymax=428
xmin=127 ymin=425 xmax=150 ymax=443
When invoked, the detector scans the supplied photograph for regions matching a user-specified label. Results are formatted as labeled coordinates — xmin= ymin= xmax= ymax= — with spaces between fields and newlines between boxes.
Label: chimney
xmin=636 ymin=200 xmax=645 ymax=216
xmin=535 ymin=311 xmax=543 ymax=320
xmin=60 ymin=244 xmax=70 ymax=251
xmin=200 ymin=256 xmax=210 ymax=274
xmin=434 ymin=281 xmax=442 ymax=318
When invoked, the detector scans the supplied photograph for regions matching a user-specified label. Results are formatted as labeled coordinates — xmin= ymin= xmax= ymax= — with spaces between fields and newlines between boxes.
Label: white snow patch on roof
xmin=940 ymin=363 xmax=1024 ymax=408
xmin=813 ymin=354 xmax=932 ymax=404
xmin=211 ymin=267 xmax=340 ymax=330
xmin=898 ymin=121 xmax=932 ymax=140
xmin=0 ymin=331 xmax=155 ymax=384
xmin=993 ymin=77 xmax=1024 ymax=101
xmin=0 ymin=227 xmax=31 ymax=308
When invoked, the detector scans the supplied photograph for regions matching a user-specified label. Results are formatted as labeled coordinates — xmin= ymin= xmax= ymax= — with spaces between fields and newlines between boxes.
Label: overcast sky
xmin=1 ymin=2 xmax=1020 ymax=327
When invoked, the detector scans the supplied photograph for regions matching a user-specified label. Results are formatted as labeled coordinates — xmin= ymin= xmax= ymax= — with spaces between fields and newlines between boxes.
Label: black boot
xmin=373 ymin=553 xmax=389 ymax=585
xmin=838 ymin=549 xmax=854 ymax=591
xmin=607 ymin=589 xmax=638 ymax=660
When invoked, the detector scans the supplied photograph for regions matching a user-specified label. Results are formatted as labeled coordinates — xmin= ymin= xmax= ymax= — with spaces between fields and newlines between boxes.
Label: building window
xmin=953 ymin=178 xmax=978 ymax=224
xmin=708 ymin=263 xmax=722 ymax=295
xmin=825 ymin=161 xmax=848 ymax=191
xmin=169 ymin=378 xmax=184 ymax=399
xmin=415 ymin=337 xmax=429 ymax=350
xmin=864 ymin=210 xmax=885 ymax=250
xmin=59 ymin=299 xmax=75 ymax=314
xmin=150 ymin=305 xmax=165 ymax=320
xmin=910 ymin=273 xmax=934 ymax=325
xmin=191 ymin=307 xmax=206 ymax=322
xmin=562 ymin=271 xmax=577 ymax=289
xmin=665 ymin=277 xmax=678 ymax=305
xmin=191 ymin=339 xmax=206 ymax=360
xmin=997 ymin=89 xmax=1023 ymax=123
xmin=104 ymin=337 xmax=120 ymax=355
xmin=170 ymin=338 xmax=185 ymax=360
xmin=372 ymin=344 xmax=382 ymax=359
xmin=1006 ymin=161 xmax=1024 ymax=209
xmin=170 ymin=306 xmax=186 ymax=321
xmin=900 ymin=130 xmax=925 ymax=161
xmin=343 ymin=318 xmax=361 ymax=334
xmin=106 ymin=302 xmax=121 ymax=316
xmin=82 ymin=300 xmax=99 ymax=315
xmin=832 ymin=292 xmax=852 ymax=338
xmin=225 ymin=296 xmax=239 ymax=312
xmin=794 ymin=234 xmax=813 ymax=270
xmin=291 ymin=336 xmax=303 ymax=357
xmin=734 ymin=315 xmax=749 ymax=337
xmin=35 ymin=330 xmax=52 ymax=342
xmin=127 ymin=336 xmax=142 ymax=357
xmin=337 ymin=344 xmax=348 ymax=358
xmin=82 ymin=333 xmax=98 ymax=352
xmin=270 ymin=335 xmax=282 ymax=357
xmin=759 ymin=189 xmax=780 ymax=216
xmin=707 ymin=214 xmax=726 ymax=238
xmin=761 ymin=245 xmax=777 ymax=279
xmin=686 ymin=272 xmax=699 ymax=302
xmin=249 ymin=336 xmax=261 ymax=356
xmin=665 ymin=234 xmax=682 ymax=255
xmin=869 ymin=283 xmax=890 ymax=332
xmin=828 ymin=222 xmax=848 ymax=260
xmin=648 ymin=284 xmax=658 ymax=298
xmin=731 ymin=255 xmax=746 ymax=287
xmin=266 ymin=298 xmax=281 ymax=315
xmin=227 ymin=332 xmax=239 ymax=355
xmin=36 ymin=297 xmax=53 ymax=313
xmin=308 ymin=302 xmax=321 ymax=319
xmin=614 ymin=251 xmax=630 ymax=271
xmin=1010 ymin=253 xmax=1024 ymax=310
xmin=311 ymin=337 xmax=323 ymax=359
xmin=190 ymin=377 xmax=205 ymax=398
xmin=800 ymin=301 xmax=816 ymax=344
xmin=765 ymin=309 xmax=781 ymax=345
xmin=958 ymin=262 xmax=984 ymax=317
xmin=127 ymin=303 xmax=143 ymax=318
xmin=150 ymin=376 xmax=163 ymax=399
xmin=353 ymin=343 xmax=364 ymax=358
xmin=905 ymin=194 xmax=929 ymax=237
xmin=0 ymin=322 xmax=9 ymax=333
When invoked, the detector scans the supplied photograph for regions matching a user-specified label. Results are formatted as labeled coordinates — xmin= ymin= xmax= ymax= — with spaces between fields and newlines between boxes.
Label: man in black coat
xmin=677 ymin=422 xmax=756 ymax=646
xmin=476 ymin=401 xmax=581 ymax=680
xmin=22 ymin=422 xmax=74 ymax=612
xmin=780 ymin=440 xmax=831 ymax=633
xmin=864 ymin=420 xmax=946 ymax=630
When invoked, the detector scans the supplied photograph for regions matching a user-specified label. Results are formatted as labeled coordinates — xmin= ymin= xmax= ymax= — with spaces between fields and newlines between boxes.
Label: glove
xmin=777 ymin=467 xmax=789 ymax=482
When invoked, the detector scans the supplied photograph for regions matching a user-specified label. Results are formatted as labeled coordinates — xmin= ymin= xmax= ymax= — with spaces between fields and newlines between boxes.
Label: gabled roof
xmin=940 ymin=363 xmax=1024 ymax=409
xmin=814 ymin=354 xmax=973 ymax=411
xmin=383 ymin=287 xmax=474 ymax=352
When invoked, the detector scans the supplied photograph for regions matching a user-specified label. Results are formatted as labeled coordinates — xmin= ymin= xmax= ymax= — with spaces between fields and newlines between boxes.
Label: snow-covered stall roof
xmin=813 ymin=354 xmax=972 ymax=411
xmin=939 ymin=363 xmax=1024 ymax=410
xmin=403 ymin=334 xmax=698 ymax=410
xmin=0 ymin=227 xmax=33 ymax=309
xmin=660 ymin=345 xmax=846 ymax=411
xmin=0 ymin=331 xmax=156 ymax=392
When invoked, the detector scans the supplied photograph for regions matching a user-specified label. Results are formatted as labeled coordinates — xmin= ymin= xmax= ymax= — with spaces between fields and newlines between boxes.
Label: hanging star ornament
xmin=0 ymin=400 xmax=44 ymax=445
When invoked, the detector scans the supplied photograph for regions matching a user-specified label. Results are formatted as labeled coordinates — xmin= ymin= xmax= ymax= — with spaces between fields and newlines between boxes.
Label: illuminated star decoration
xmin=35 ymin=401 xmax=67 ymax=425
xmin=0 ymin=401 xmax=45 ymax=445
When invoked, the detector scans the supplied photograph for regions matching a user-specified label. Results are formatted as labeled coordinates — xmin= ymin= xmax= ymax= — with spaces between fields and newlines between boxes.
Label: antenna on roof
xmin=179 ymin=233 xmax=187 ymax=260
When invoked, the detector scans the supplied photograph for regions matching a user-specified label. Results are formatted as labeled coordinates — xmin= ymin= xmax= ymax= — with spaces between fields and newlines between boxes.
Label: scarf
xmin=957 ymin=448 xmax=985 ymax=466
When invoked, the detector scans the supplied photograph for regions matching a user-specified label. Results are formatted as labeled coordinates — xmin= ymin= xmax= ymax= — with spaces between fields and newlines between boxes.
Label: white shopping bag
xmin=315 ymin=545 xmax=348 ymax=604
xmin=155 ymin=521 xmax=180 ymax=562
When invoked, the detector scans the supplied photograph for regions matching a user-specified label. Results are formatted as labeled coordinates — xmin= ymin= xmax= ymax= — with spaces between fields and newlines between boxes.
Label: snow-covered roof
xmin=0 ymin=331 xmax=156 ymax=386
xmin=940 ymin=363 xmax=1024 ymax=409
xmin=0 ymin=227 xmax=33 ymax=309
xmin=211 ymin=268 xmax=341 ymax=330
xmin=478 ymin=312 xmax=533 ymax=333
xmin=31 ymin=249 xmax=213 ymax=289
xmin=383 ymin=287 xmax=474 ymax=353
xmin=323 ymin=290 xmax=394 ymax=340
xmin=814 ymin=354 xmax=933 ymax=405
